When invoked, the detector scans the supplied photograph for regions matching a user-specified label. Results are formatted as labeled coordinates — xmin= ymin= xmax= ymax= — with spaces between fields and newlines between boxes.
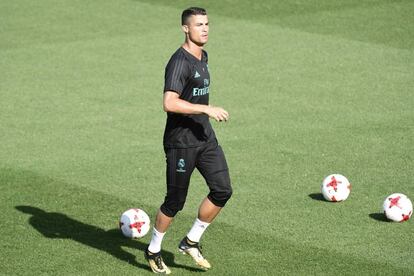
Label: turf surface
xmin=1 ymin=0 xmax=413 ymax=275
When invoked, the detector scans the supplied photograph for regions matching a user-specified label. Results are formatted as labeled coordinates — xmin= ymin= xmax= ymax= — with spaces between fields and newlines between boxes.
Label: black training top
xmin=163 ymin=47 xmax=216 ymax=148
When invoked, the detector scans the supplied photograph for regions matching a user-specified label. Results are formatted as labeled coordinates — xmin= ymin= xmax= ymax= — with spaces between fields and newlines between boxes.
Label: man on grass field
xmin=144 ymin=7 xmax=233 ymax=274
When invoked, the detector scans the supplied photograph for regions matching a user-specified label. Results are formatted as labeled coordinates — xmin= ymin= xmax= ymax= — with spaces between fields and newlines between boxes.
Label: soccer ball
xmin=383 ymin=193 xmax=412 ymax=222
xmin=321 ymin=174 xmax=351 ymax=202
xmin=119 ymin=208 xmax=150 ymax=238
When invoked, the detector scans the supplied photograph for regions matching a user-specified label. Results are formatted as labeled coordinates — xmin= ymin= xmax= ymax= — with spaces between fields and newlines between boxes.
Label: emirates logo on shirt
xmin=193 ymin=86 xmax=209 ymax=97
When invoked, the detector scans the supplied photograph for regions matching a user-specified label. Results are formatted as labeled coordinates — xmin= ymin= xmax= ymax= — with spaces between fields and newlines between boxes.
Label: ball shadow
xmin=308 ymin=193 xmax=326 ymax=201
xmin=15 ymin=205 xmax=204 ymax=273
xmin=369 ymin=212 xmax=390 ymax=222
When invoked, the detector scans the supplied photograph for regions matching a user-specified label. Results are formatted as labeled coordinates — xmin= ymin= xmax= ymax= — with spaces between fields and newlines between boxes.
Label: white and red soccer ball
xmin=321 ymin=174 xmax=351 ymax=202
xmin=383 ymin=193 xmax=412 ymax=222
xmin=119 ymin=208 xmax=150 ymax=238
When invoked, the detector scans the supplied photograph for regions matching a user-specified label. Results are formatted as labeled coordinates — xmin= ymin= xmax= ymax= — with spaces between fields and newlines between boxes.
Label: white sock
xmin=148 ymin=227 xmax=165 ymax=253
xmin=186 ymin=218 xmax=210 ymax=243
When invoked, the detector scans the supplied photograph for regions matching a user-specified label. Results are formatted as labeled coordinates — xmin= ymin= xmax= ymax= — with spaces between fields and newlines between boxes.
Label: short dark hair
xmin=181 ymin=7 xmax=207 ymax=25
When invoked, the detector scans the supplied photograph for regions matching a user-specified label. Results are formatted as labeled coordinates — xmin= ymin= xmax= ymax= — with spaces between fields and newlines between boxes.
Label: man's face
xmin=184 ymin=15 xmax=209 ymax=46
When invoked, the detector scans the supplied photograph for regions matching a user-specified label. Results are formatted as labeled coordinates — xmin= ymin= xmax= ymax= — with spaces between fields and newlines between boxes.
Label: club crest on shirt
xmin=176 ymin=158 xmax=186 ymax=173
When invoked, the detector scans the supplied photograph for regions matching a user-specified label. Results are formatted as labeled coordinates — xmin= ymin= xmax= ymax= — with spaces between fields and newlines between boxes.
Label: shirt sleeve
xmin=164 ymin=55 xmax=189 ymax=95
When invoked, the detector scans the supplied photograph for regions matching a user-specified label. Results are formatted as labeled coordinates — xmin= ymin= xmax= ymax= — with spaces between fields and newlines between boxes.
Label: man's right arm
xmin=163 ymin=91 xmax=229 ymax=122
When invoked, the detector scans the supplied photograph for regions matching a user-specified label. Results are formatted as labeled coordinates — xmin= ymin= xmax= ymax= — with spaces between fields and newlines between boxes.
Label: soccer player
xmin=144 ymin=7 xmax=233 ymax=274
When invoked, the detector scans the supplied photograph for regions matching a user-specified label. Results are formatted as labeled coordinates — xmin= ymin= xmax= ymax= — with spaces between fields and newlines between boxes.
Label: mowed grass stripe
xmin=277 ymin=0 xmax=414 ymax=50
xmin=0 ymin=167 xmax=193 ymax=275
xmin=136 ymin=0 xmax=414 ymax=49
xmin=0 ymin=0 xmax=166 ymax=50
xmin=1 ymin=167 xmax=412 ymax=275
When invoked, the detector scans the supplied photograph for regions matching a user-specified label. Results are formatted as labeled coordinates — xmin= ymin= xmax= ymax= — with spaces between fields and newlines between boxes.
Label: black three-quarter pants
xmin=160 ymin=139 xmax=232 ymax=218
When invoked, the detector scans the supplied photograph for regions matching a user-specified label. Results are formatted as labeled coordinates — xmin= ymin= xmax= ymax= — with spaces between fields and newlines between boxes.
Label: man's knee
xmin=160 ymin=198 xmax=186 ymax=217
xmin=208 ymin=185 xmax=233 ymax=207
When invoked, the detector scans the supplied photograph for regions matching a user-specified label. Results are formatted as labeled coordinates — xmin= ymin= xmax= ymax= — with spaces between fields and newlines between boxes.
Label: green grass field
xmin=1 ymin=0 xmax=413 ymax=275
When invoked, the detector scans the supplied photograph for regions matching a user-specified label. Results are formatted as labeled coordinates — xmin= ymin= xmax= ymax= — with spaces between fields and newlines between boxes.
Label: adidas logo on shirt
xmin=194 ymin=71 xmax=201 ymax=78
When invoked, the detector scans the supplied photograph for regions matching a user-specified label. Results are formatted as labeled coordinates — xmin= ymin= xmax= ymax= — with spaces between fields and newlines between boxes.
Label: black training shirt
xmin=163 ymin=47 xmax=216 ymax=148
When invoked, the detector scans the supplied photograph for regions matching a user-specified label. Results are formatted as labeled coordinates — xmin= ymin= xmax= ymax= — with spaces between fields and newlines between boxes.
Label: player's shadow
xmin=308 ymin=193 xmax=326 ymax=201
xmin=15 ymin=205 xmax=203 ymax=273
xmin=369 ymin=212 xmax=389 ymax=222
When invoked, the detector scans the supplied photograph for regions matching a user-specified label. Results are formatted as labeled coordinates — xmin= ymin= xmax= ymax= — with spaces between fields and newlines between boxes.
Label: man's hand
xmin=204 ymin=105 xmax=229 ymax=122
